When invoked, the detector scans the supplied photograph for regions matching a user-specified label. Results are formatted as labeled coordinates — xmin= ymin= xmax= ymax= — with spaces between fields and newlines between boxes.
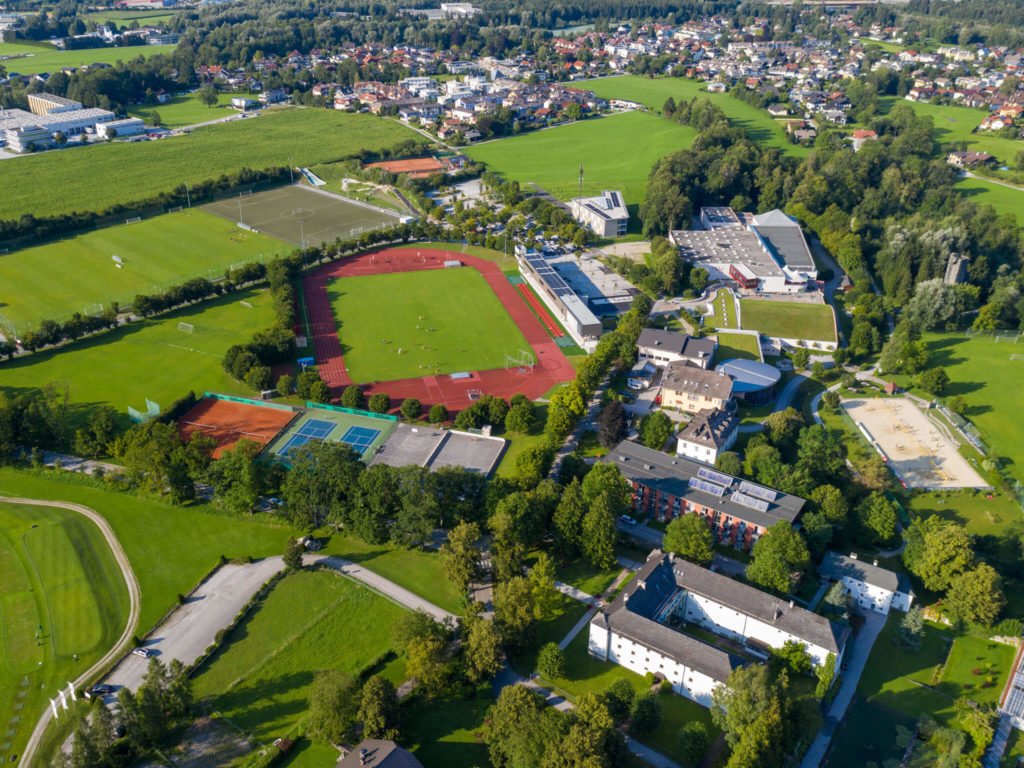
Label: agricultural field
xmin=0 ymin=41 xmax=177 ymax=75
xmin=192 ymin=570 xmax=408 ymax=767
xmin=0 ymin=209 xmax=287 ymax=332
xmin=127 ymin=91 xmax=238 ymax=129
xmin=0 ymin=287 xmax=278 ymax=428
xmin=739 ymin=298 xmax=836 ymax=342
xmin=81 ymin=8 xmax=180 ymax=25
xmin=955 ymin=176 xmax=1024 ymax=226
xmin=714 ymin=330 xmax=761 ymax=362
xmin=465 ymin=110 xmax=696 ymax=205
xmin=584 ymin=74 xmax=810 ymax=157
xmin=0 ymin=109 xmax=418 ymax=221
xmin=327 ymin=268 xmax=531 ymax=381
xmin=0 ymin=501 xmax=129 ymax=763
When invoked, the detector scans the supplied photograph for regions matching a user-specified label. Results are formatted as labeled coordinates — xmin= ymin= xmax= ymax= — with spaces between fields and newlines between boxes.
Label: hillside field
xmin=0 ymin=501 xmax=129 ymax=763
xmin=0 ymin=209 xmax=287 ymax=332
xmin=0 ymin=287 xmax=278 ymax=427
xmin=466 ymin=110 xmax=696 ymax=204
xmin=955 ymin=176 xmax=1024 ymax=226
xmin=0 ymin=42 xmax=177 ymax=75
xmin=0 ymin=109 xmax=418 ymax=221
xmin=584 ymin=75 xmax=810 ymax=157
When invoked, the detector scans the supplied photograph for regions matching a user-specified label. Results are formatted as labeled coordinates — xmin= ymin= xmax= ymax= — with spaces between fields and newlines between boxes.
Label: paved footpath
xmin=311 ymin=555 xmax=455 ymax=622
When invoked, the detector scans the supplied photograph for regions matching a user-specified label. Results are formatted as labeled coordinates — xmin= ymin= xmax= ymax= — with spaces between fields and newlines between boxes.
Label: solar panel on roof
xmin=688 ymin=476 xmax=726 ymax=497
xmin=731 ymin=492 xmax=770 ymax=513
xmin=738 ymin=480 xmax=777 ymax=502
xmin=697 ymin=467 xmax=733 ymax=488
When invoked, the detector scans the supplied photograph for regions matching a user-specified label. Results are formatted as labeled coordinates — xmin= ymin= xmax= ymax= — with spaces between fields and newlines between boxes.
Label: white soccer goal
xmin=1011 ymin=354 xmax=1024 ymax=361
xmin=239 ymin=300 xmax=253 ymax=308
xmin=995 ymin=331 xmax=1020 ymax=342
xmin=177 ymin=322 xmax=195 ymax=334
xmin=167 ymin=206 xmax=183 ymax=214
xmin=125 ymin=217 xmax=142 ymax=225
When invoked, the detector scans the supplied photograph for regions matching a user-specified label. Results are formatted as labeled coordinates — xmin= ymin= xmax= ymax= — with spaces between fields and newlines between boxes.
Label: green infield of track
xmin=0 ymin=501 xmax=129 ymax=762
xmin=0 ymin=209 xmax=287 ymax=332
xmin=739 ymin=298 xmax=836 ymax=342
xmin=328 ymin=268 xmax=532 ymax=382
xmin=192 ymin=570 xmax=408 ymax=766
xmin=0 ymin=287 xmax=277 ymax=428
xmin=0 ymin=109 xmax=419 ymax=222
xmin=465 ymin=110 xmax=696 ymax=204
xmin=583 ymin=74 xmax=810 ymax=157
xmin=0 ymin=41 xmax=177 ymax=75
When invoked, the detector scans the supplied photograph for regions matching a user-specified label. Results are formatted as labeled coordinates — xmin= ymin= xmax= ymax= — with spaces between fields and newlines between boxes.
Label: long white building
xmin=818 ymin=551 xmax=914 ymax=615
xmin=589 ymin=550 xmax=849 ymax=707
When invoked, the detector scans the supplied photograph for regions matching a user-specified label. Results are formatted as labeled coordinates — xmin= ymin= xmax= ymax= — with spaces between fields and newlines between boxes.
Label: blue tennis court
xmin=279 ymin=418 xmax=336 ymax=456
xmin=340 ymin=425 xmax=381 ymax=454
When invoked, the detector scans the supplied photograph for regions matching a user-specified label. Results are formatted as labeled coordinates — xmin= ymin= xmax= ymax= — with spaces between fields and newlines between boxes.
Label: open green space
xmin=0 ymin=287 xmax=278 ymax=429
xmin=496 ymin=402 xmax=550 ymax=479
xmin=305 ymin=163 xmax=408 ymax=213
xmin=403 ymin=691 xmax=491 ymax=768
xmin=542 ymin=632 xmax=719 ymax=765
xmin=584 ymin=75 xmax=810 ymax=158
xmin=0 ymin=109 xmax=418 ymax=222
xmin=714 ymin=330 xmax=761 ymax=362
xmin=703 ymin=288 xmax=737 ymax=331
xmin=82 ymin=8 xmax=180 ymax=25
xmin=0 ymin=209 xmax=286 ymax=331
xmin=317 ymin=531 xmax=462 ymax=614
xmin=0 ymin=42 xmax=177 ymax=75
xmin=0 ymin=468 xmax=292 ymax=633
xmin=825 ymin=697 xmax=916 ymax=768
xmin=127 ymin=91 xmax=238 ymax=129
xmin=0 ymin=501 xmax=129 ymax=762
xmin=193 ymin=570 xmax=408 ymax=764
xmin=328 ymin=268 xmax=531 ymax=381
xmin=466 ymin=110 xmax=696 ymax=205
xmin=956 ymin=176 xmax=1024 ymax=226
xmin=739 ymin=298 xmax=836 ymax=342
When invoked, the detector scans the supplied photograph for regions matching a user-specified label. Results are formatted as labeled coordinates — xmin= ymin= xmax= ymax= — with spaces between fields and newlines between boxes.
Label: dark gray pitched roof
xmin=677 ymin=408 xmax=739 ymax=449
xmin=819 ymin=552 xmax=900 ymax=593
xmin=637 ymin=329 xmax=716 ymax=362
xmin=339 ymin=740 xmax=423 ymax=768
xmin=662 ymin=361 xmax=734 ymax=400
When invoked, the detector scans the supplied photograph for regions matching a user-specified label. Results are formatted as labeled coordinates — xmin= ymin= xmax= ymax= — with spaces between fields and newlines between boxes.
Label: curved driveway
xmin=1 ymin=496 xmax=141 ymax=768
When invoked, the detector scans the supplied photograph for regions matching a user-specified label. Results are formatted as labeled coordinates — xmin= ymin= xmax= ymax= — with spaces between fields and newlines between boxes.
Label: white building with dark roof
xmin=589 ymin=550 xmax=848 ymax=707
xmin=818 ymin=551 xmax=914 ymax=615
xmin=637 ymin=329 xmax=716 ymax=369
xmin=570 ymin=189 xmax=629 ymax=237
xmin=676 ymin=407 xmax=738 ymax=464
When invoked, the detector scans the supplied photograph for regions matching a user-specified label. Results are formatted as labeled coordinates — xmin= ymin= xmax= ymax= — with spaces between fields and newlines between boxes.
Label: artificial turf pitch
xmin=0 ymin=209 xmax=286 ymax=332
xmin=327 ymin=268 xmax=533 ymax=381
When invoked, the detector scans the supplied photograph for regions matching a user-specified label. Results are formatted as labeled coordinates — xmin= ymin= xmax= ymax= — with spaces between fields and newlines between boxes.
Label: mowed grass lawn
xmin=0 ymin=42 xmax=177 ymax=75
xmin=403 ymin=692 xmax=491 ymax=768
xmin=193 ymin=570 xmax=408 ymax=766
xmin=739 ymin=298 xmax=836 ymax=342
xmin=0 ymin=209 xmax=287 ymax=331
xmin=328 ymin=268 xmax=531 ymax=381
xmin=466 ymin=110 xmax=696 ymax=204
xmin=703 ymin=287 xmax=738 ymax=331
xmin=0 ymin=287 xmax=278 ymax=428
xmin=0 ymin=109 xmax=418 ymax=221
xmin=128 ymin=91 xmax=238 ymax=129
xmin=714 ymin=330 xmax=761 ymax=361
xmin=584 ymin=75 xmax=809 ymax=157
xmin=956 ymin=176 xmax=1024 ymax=226
xmin=0 ymin=501 xmax=129 ymax=761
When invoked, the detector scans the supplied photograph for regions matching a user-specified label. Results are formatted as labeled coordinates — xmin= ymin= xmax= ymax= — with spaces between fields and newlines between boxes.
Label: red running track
xmin=515 ymin=283 xmax=564 ymax=337
xmin=302 ymin=248 xmax=577 ymax=410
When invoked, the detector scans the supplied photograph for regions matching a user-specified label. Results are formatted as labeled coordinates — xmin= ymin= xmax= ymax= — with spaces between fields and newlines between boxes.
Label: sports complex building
xmin=177 ymin=393 xmax=505 ymax=474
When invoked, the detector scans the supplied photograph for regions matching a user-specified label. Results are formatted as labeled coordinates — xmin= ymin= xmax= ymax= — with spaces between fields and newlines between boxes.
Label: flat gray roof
xmin=670 ymin=228 xmax=786 ymax=280
xmin=751 ymin=209 xmax=815 ymax=271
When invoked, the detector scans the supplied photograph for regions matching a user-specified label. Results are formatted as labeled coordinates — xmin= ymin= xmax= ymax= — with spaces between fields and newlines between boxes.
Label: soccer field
xmin=740 ymin=298 xmax=836 ymax=342
xmin=203 ymin=185 xmax=402 ymax=247
xmin=465 ymin=110 xmax=696 ymax=204
xmin=0 ymin=109 xmax=419 ymax=222
xmin=584 ymin=75 xmax=810 ymax=157
xmin=0 ymin=287 xmax=277 ymax=427
xmin=0 ymin=501 xmax=129 ymax=763
xmin=0 ymin=42 xmax=177 ymax=75
xmin=328 ymin=268 xmax=532 ymax=382
xmin=0 ymin=209 xmax=287 ymax=332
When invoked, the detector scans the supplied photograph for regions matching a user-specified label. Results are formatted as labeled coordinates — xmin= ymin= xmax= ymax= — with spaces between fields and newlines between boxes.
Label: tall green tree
xmin=307 ymin=670 xmax=360 ymax=744
xmin=439 ymin=521 xmax=482 ymax=596
xmin=358 ymin=676 xmax=400 ymax=740
xmin=664 ymin=514 xmax=714 ymax=565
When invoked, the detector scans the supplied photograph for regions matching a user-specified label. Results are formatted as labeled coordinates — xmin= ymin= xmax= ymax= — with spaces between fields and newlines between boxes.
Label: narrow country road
xmin=1 ymin=497 xmax=141 ymax=768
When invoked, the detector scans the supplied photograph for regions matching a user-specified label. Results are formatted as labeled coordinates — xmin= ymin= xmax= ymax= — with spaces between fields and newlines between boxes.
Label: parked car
xmin=132 ymin=648 xmax=152 ymax=659
xmin=84 ymin=684 xmax=111 ymax=700
xmin=620 ymin=515 xmax=637 ymax=526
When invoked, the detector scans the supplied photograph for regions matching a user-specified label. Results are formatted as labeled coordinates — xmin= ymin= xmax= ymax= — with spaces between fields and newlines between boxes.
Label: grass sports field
xmin=328 ymin=268 xmax=532 ymax=381
xmin=0 ymin=41 xmax=176 ymax=75
xmin=740 ymin=298 xmax=836 ymax=342
xmin=0 ymin=209 xmax=286 ymax=332
xmin=0 ymin=109 xmax=418 ymax=222
xmin=127 ymin=92 xmax=237 ymax=129
xmin=0 ymin=288 xmax=277 ymax=428
xmin=82 ymin=8 xmax=179 ymax=24
xmin=193 ymin=570 xmax=407 ymax=767
xmin=0 ymin=501 xmax=129 ymax=763
xmin=465 ymin=110 xmax=696 ymax=204
xmin=203 ymin=184 xmax=401 ymax=247
xmin=584 ymin=75 xmax=810 ymax=158
xmin=956 ymin=176 xmax=1024 ymax=226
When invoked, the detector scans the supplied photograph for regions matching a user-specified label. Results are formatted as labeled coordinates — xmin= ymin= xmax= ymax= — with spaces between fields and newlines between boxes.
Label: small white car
xmin=132 ymin=648 xmax=152 ymax=659
xmin=620 ymin=515 xmax=637 ymax=526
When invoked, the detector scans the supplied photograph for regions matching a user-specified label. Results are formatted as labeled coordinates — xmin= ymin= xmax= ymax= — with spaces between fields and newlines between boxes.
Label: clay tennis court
xmin=842 ymin=397 xmax=987 ymax=489
xmin=365 ymin=157 xmax=449 ymax=177
xmin=178 ymin=396 xmax=297 ymax=458
xmin=302 ymin=248 xmax=576 ymax=409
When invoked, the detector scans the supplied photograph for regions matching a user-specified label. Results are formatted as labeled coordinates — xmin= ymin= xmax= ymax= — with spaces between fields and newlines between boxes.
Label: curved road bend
xmin=0 ymin=497 xmax=141 ymax=768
